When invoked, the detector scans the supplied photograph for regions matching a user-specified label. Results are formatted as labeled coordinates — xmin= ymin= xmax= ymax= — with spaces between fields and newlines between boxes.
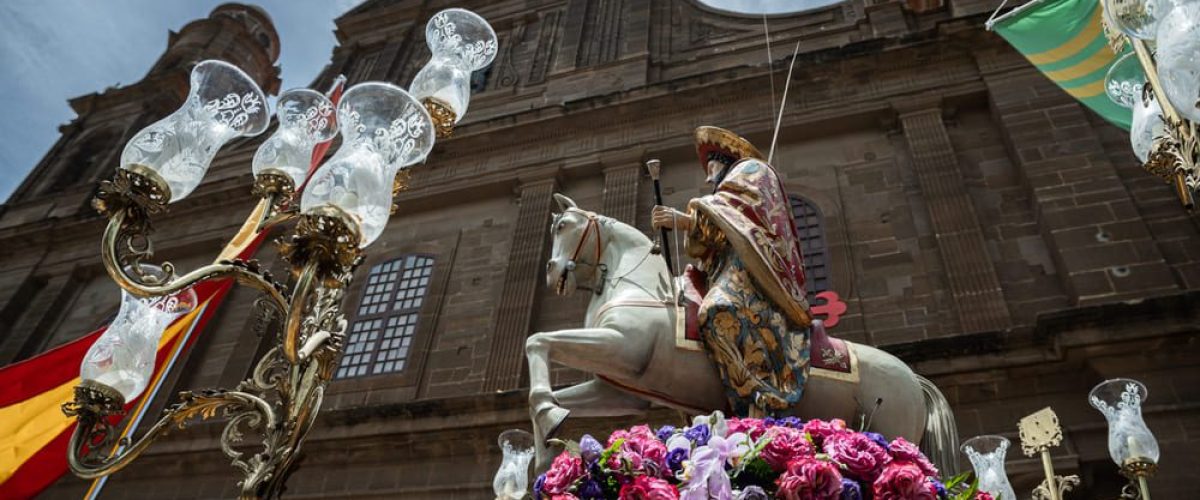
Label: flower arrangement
xmin=535 ymin=412 xmax=984 ymax=500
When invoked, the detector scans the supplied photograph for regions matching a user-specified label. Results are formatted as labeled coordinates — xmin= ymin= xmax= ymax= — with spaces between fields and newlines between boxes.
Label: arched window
xmin=336 ymin=254 xmax=435 ymax=378
xmin=790 ymin=196 xmax=829 ymax=298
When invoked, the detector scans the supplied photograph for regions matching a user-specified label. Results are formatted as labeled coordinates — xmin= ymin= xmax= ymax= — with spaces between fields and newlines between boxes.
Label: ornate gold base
xmin=251 ymin=169 xmax=297 ymax=200
xmin=92 ymin=165 xmax=172 ymax=217
xmin=277 ymin=204 xmax=363 ymax=287
xmin=1121 ymin=459 xmax=1157 ymax=479
xmin=423 ymin=97 xmax=457 ymax=139
xmin=62 ymin=380 xmax=126 ymax=418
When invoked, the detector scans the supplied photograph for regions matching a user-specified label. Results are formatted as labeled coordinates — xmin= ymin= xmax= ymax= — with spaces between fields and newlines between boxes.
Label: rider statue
xmin=651 ymin=126 xmax=813 ymax=418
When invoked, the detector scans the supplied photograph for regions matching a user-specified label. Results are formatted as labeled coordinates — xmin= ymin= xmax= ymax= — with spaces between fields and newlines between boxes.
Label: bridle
xmin=557 ymin=208 xmax=605 ymax=294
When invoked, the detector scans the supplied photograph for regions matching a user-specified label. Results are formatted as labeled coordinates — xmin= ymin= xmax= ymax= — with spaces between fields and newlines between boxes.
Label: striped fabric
xmin=993 ymin=0 xmax=1132 ymax=130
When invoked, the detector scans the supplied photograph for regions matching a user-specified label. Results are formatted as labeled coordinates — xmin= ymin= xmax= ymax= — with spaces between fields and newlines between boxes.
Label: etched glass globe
xmin=80 ymin=266 xmax=198 ymax=402
xmin=252 ymin=88 xmax=338 ymax=186
xmin=1102 ymin=0 xmax=1164 ymax=40
xmin=1105 ymin=52 xmax=1147 ymax=109
xmin=1155 ymin=0 xmax=1200 ymax=123
xmin=1089 ymin=378 xmax=1160 ymax=466
xmin=300 ymin=82 xmax=434 ymax=247
xmin=493 ymin=429 xmax=535 ymax=500
xmin=1131 ymin=93 xmax=1165 ymax=162
xmin=120 ymin=60 xmax=269 ymax=202
xmin=409 ymin=8 xmax=497 ymax=122
xmin=961 ymin=435 xmax=1018 ymax=500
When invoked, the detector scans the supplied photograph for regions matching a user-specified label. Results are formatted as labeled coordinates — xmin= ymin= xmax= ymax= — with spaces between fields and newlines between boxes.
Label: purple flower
xmin=656 ymin=425 xmax=677 ymax=442
xmin=781 ymin=416 xmax=804 ymax=428
xmin=864 ymin=432 xmax=889 ymax=450
xmin=580 ymin=434 xmax=603 ymax=465
xmin=666 ymin=447 xmax=689 ymax=474
xmin=736 ymin=486 xmax=769 ymax=500
xmin=679 ymin=434 xmax=746 ymax=500
xmin=580 ymin=479 xmax=605 ymax=500
xmin=840 ymin=479 xmax=863 ymax=500
xmin=534 ymin=473 xmax=547 ymax=500
xmin=764 ymin=417 xmax=779 ymax=428
xmin=684 ymin=424 xmax=711 ymax=446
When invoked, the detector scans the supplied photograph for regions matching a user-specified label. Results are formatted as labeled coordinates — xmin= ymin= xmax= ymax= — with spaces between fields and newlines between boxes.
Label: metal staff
xmin=645 ymin=159 xmax=674 ymax=275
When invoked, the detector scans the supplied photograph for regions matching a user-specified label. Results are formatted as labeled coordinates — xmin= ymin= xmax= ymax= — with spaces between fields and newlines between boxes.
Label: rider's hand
xmin=651 ymin=205 xmax=693 ymax=231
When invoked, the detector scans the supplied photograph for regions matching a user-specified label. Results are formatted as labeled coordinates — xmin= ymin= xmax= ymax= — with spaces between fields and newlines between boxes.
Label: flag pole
xmin=985 ymin=0 xmax=1052 ymax=30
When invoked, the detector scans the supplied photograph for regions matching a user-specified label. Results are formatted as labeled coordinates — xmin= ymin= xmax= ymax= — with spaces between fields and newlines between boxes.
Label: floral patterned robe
xmin=685 ymin=158 xmax=812 ymax=417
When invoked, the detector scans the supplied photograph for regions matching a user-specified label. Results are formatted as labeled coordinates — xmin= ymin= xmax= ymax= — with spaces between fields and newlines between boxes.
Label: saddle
xmin=676 ymin=266 xmax=853 ymax=376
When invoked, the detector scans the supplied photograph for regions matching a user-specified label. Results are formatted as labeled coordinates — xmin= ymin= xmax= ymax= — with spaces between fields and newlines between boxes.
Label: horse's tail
xmin=916 ymin=374 xmax=959 ymax=477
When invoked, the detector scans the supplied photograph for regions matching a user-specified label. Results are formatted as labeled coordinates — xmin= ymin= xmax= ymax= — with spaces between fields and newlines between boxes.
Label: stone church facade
xmin=2 ymin=0 xmax=1196 ymax=498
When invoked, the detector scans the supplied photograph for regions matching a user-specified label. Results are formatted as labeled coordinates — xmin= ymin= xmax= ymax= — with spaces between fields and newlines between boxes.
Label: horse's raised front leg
xmin=533 ymin=378 xmax=653 ymax=472
xmin=525 ymin=327 xmax=650 ymax=438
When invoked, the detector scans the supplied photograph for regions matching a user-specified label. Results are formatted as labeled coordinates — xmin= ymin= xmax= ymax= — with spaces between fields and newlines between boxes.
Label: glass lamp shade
xmin=1089 ymin=378 xmax=1160 ymax=466
xmin=1102 ymin=0 xmax=1164 ymax=40
xmin=961 ymin=435 xmax=1018 ymax=500
xmin=409 ymin=8 xmax=497 ymax=122
xmin=493 ymin=429 xmax=535 ymax=500
xmin=300 ymin=82 xmax=434 ymax=247
xmin=252 ymin=88 xmax=338 ymax=186
xmin=120 ymin=60 xmax=269 ymax=202
xmin=79 ymin=267 xmax=198 ymax=402
xmin=1105 ymin=53 xmax=1148 ymax=109
xmin=1155 ymin=1 xmax=1200 ymax=123
xmin=1131 ymin=93 xmax=1165 ymax=162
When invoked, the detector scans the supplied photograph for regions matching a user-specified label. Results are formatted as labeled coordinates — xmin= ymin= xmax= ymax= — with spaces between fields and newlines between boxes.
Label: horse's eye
xmin=556 ymin=221 xmax=565 ymax=232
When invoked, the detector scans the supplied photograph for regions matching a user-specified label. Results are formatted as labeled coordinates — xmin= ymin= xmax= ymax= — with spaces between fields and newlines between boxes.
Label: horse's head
xmin=547 ymin=193 xmax=607 ymax=296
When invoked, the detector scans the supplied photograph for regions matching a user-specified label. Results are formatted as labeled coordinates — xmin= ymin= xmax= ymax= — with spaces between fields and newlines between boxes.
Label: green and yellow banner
xmin=992 ymin=0 xmax=1132 ymax=130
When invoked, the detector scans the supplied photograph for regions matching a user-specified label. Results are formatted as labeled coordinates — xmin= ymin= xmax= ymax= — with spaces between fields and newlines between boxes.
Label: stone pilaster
xmin=0 ymin=272 xmax=79 ymax=363
xmin=483 ymin=173 xmax=559 ymax=391
xmin=602 ymin=163 xmax=640 ymax=225
xmin=897 ymin=99 xmax=1012 ymax=333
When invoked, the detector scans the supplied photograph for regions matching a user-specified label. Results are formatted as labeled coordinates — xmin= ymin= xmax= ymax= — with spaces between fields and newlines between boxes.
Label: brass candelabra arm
xmin=62 ymin=384 xmax=277 ymax=489
xmin=94 ymin=167 xmax=292 ymax=311
xmin=99 ymin=208 xmax=290 ymax=311
xmin=276 ymin=204 xmax=361 ymax=365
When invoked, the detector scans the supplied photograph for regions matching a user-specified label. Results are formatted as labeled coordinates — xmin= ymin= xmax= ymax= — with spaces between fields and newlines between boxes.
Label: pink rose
xmin=887 ymin=437 xmax=938 ymax=477
xmin=975 ymin=493 xmax=996 ymax=500
xmin=542 ymin=452 xmax=583 ymax=495
xmin=624 ymin=433 xmax=669 ymax=475
xmin=775 ymin=457 xmax=844 ymax=500
xmin=728 ymin=418 xmax=768 ymax=440
xmin=609 ymin=429 xmax=631 ymax=446
xmin=760 ymin=426 xmax=815 ymax=471
xmin=872 ymin=461 xmax=937 ymax=500
xmin=801 ymin=419 xmax=848 ymax=447
xmin=619 ymin=475 xmax=680 ymax=500
xmin=547 ymin=495 xmax=580 ymax=500
xmin=823 ymin=432 xmax=888 ymax=481
xmin=629 ymin=424 xmax=657 ymax=440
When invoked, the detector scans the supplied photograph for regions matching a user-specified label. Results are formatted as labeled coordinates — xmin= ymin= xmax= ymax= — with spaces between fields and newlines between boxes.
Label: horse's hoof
xmin=536 ymin=406 xmax=571 ymax=441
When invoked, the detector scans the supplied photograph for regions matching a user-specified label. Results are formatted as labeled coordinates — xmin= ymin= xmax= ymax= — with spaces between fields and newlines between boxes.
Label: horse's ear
xmin=553 ymin=193 xmax=577 ymax=211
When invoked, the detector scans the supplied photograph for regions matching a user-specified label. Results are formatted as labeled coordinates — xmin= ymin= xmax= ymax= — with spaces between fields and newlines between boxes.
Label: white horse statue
xmin=526 ymin=194 xmax=958 ymax=473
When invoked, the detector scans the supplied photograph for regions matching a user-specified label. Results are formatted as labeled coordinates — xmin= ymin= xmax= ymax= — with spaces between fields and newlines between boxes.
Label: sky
xmin=0 ymin=0 xmax=799 ymax=202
